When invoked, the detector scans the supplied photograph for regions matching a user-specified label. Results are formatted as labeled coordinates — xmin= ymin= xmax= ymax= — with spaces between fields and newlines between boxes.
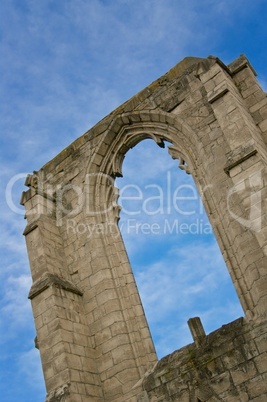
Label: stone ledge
xmin=23 ymin=221 xmax=39 ymax=236
xmin=208 ymin=83 xmax=229 ymax=104
xmin=228 ymin=54 xmax=257 ymax=76
xmin=224 ymin=143 xmax=258 ymax=175
xmin=28 ymin=273 xmax=83 ymax=299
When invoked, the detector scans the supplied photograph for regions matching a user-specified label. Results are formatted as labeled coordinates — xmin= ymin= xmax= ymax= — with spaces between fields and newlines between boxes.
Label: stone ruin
xmin=21 ymin=55 xmax=267 ymax=401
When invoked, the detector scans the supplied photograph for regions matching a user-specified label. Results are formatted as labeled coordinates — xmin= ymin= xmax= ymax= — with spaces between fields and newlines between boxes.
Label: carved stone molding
xmin=45 ymin=384 xmax=70 ymax=402
xmin=168 ymin=145 xmax=192 ymax=174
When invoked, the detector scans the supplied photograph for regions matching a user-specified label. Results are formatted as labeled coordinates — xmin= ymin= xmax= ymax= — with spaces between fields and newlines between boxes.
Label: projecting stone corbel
xmin=45 ymin=383 xmax=70 ymax=402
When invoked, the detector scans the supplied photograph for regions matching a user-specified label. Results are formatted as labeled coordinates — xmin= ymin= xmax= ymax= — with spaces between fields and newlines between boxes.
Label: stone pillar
xmin=21 ymin=178 xmax=104 ymax=402
xmin=198 ymin=57 xmax=267 ymax=321
xmin=21 ymin=171 xmax=157 ymax=402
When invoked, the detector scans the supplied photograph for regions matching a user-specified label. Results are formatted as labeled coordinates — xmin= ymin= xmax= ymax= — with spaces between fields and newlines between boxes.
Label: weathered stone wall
xmin=21 ymin=55 xmax=267 ymax=401
xmin=138 ymin=318 xmax=267 ymax=401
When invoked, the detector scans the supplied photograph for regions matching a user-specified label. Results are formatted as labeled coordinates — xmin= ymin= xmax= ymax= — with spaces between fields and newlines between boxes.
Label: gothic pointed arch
xmin=86 ymin=110 xmax=198 ymax=222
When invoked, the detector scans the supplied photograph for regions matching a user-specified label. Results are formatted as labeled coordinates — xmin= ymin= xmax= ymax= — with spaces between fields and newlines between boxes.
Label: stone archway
xmin=85 ymin=107 xmax=261 ymax=320
xmin=21 ymin=55 xmax=267 ymax=401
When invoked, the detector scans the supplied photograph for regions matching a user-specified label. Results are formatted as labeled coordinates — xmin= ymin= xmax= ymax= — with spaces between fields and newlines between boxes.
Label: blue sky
xmin=1 ymin=1 xmax=267 ymax=401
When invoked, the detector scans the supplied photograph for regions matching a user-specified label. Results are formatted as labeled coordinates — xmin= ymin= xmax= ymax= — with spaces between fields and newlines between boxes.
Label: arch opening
xmin=116 ymin=139 xmax=243 ymax=358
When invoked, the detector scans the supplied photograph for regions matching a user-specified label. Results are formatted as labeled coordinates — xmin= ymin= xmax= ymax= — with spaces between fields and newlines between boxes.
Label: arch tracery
xmin=87 ymin=110 xmax=199 ymax=223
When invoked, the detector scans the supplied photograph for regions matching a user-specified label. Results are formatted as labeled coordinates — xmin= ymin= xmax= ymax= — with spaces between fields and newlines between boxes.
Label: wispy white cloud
xmin=117 ymin=139 xmax=243 ymax=358
xmin=17 ymin=347 xmax=45 ymax=391
xmin=0 ymin=0 xmax=266 ymax=399
xmin=134 ymin=241 xmax=243 ymax=357
xmin=0 ymin=274 xmax=32 ymax=343
xmin=258 ymin=78 xmax=267 ymax=92
xmin=0 ymin=345 xmax=45 ymax=402
xmin=117 ymin=139 xmax=211 ymax=261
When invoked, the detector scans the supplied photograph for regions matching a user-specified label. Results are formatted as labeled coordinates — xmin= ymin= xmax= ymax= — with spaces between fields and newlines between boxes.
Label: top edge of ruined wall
xmin=38 ymin=54 xmax=247 ymax=174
